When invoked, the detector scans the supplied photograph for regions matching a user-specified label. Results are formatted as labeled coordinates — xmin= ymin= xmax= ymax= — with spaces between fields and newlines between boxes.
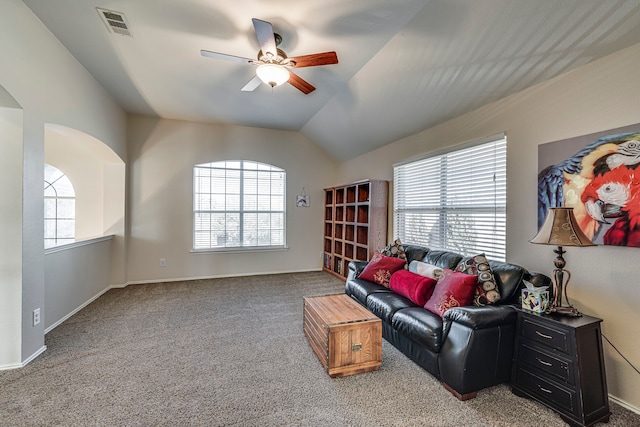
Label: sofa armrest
xmin=439 ymin=305 xmax=518 ymax=396
xmin=443 ymin=305 xmax=516 ymax=330
xmin=347 ymin=261 xmax=368 ymax=281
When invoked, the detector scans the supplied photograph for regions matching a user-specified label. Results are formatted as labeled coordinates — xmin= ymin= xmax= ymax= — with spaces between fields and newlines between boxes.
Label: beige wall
xmin=126 ymin=115 xmax=339 ymax=283
xmin=339 ymin=42 xmax=640 ymax=409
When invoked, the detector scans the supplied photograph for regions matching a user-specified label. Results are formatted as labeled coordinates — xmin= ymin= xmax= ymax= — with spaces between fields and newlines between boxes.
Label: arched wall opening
xmin=44 ymin=124 xmax=125 ymax=242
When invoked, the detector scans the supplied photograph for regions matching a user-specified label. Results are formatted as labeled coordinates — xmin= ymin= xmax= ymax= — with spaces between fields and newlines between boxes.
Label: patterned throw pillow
xmin=424 ymin=269 xmax=478 ymax=317
xmin=380 ymin=239 xmax=407 ymax=260
xmin=455 ymin=254 xmax=500 ymax=306
xmin=359 ymin=251 xmax=407 ymax=287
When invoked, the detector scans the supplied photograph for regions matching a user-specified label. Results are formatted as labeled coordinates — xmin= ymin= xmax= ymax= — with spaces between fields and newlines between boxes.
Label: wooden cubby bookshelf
xmin=322 ymin=179 xmax=388 ymax=281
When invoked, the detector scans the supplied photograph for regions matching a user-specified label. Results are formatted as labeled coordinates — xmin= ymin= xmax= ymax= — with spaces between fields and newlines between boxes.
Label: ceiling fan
xmin=201 ymin=18 xmax=338 ymax=94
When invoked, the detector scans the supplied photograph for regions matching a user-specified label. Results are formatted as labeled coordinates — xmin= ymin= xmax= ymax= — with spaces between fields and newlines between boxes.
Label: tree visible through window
xmin=393 ymin=135 xmax=507 ymax=261
xmin=44 ymin=164 xmax=75 ymax=249
xmin=193 ymin=160 xmax=286 ymax=250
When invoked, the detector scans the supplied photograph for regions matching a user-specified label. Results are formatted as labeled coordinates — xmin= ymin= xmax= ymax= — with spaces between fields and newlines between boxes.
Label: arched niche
xmin=44 ymin=124 xmax=125 ymax=241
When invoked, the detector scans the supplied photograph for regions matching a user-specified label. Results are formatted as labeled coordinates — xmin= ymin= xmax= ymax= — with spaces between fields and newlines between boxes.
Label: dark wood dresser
xmin=511 ymin=309 xmax=610 ymax=427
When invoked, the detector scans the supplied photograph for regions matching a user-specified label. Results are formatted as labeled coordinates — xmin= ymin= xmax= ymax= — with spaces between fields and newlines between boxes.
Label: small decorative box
xmin=521 ymin=288 xmax=549 ymax=313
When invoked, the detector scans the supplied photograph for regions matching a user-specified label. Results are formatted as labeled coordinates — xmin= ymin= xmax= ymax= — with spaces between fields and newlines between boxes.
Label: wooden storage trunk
xmin=303 ymin=294 xmax=382 ymax=378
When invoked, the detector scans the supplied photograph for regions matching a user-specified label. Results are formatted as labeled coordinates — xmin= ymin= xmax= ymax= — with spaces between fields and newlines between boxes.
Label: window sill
xmin=45 ymin=235 xmax=114 ymax=254
xmin=191 ymin=246 xmax=288 ymax=255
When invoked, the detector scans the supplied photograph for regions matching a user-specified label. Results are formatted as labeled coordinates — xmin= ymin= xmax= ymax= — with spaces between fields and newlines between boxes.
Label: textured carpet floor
xmin=1 ymin=271 xmax=638 ymax=426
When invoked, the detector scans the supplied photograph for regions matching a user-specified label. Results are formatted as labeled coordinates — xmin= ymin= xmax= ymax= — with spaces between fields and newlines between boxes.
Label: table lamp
xmin=529 ymin=207 xmax=595 ymax=316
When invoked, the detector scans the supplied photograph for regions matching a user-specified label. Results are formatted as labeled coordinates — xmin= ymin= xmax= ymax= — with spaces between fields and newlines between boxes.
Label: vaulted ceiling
xmin=23 ymin=0 xmax=640 ymax=161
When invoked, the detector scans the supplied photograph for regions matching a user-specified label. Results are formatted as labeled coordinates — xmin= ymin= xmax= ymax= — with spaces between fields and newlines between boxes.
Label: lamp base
xmin=548 ymin=304 xmax=582 ymax=317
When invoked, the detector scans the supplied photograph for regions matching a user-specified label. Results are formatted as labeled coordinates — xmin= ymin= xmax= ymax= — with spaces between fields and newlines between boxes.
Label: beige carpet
xmin=1 ymin=271 xmax=638 ymax=426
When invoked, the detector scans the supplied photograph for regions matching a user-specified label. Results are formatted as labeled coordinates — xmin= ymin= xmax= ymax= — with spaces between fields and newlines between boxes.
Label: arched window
xmin=44 ymin=164 xmax=75 ymax=249
xmin=193 ymin=160 xmax=286 ymax=250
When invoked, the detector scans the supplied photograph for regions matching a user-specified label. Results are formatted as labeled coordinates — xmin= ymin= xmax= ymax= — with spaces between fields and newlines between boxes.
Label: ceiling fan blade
xmin=252 ymin=18 xmax=277 ymax=57
xmin=288 ymin=71 xmax=315 ymax=94
xmin=201 ymin=50 xmax=254 ymax=65
xmin=241 ymin=75 xmax=263 ymax=92
xmin=290 ymin=51 xmax=338 ymax=68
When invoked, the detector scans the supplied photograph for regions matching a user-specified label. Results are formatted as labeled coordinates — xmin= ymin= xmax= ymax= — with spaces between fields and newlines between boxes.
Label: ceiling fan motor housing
xmin=258 ymin=48 xmax=288 ymax=64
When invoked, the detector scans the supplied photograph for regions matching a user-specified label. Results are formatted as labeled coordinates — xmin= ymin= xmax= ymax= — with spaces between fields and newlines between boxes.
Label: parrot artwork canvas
xmin=538 ymin=124 xmax=640 ymax=247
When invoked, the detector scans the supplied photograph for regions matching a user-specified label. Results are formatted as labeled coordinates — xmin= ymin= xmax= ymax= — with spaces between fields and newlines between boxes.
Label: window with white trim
xmin=193 ymin=160 xmax=286 ymax=250
xmin=393 ymin=135 xmax=506 ymax=261
xmin=44 ymin=164 xmax=76 ymax=249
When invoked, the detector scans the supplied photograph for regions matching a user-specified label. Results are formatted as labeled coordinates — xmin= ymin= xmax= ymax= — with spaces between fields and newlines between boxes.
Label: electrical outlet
xmin=160 ymin=258 xmax=166 ymax=267
xmin=33 ymin=308 xmax=40 ymax=326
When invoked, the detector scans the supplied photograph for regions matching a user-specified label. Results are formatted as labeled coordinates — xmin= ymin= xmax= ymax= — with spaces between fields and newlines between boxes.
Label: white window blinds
xmin=393 ymin=135 xmax=506 ymax=261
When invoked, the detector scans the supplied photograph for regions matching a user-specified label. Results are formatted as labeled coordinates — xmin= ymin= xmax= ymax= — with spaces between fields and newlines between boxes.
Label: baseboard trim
xmin=45 ymin=285 xmax=112 ymax=334
xmin=123 ymin=268 xmax=324 ymax=286
xmin=610 ymin=394 xmax=640 ymax=415
xmin=22 ymin=345 xmax=47 ymax=366
xmin=0 ymin=361 xmax=23 ymax=371
xmin=0 ymin=345 xmax=47 ymax=371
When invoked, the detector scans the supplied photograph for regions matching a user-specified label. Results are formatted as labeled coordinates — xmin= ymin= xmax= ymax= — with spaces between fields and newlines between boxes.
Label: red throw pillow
xmin=424 ymin=268 xmax=478 ymax=317
xmin=359 ymin=251 xmax=407 ymax=287
xmin=389 ymin=270 xmax=437 ymax=306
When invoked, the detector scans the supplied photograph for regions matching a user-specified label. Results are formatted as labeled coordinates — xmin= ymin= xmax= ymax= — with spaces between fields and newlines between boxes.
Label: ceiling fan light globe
xmin=256 ymin=64 xmax=289 ymax=87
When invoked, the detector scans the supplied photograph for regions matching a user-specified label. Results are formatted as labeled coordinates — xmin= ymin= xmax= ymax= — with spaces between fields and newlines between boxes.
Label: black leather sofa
xmin=345 ymin=244 xmax=551 ymax=400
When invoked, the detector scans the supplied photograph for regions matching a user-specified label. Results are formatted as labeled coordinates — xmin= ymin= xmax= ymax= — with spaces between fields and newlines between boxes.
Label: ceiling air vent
xmin=97 ymin=7 xmax=133 ymax=37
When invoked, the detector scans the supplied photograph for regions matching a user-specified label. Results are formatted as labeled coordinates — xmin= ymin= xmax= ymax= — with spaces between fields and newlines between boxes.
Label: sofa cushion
xmin=359 ymin=251 xmax=407 ymax=287
xmin=366 ymin=292 xmax=416 ymax=323
xmin=345 ymin=278 xmax=392 ymax=306
xmin=456 ymin=254 xmax=500 ymax=306
xmin=392 ymin=308 xmax=444 ymax=353
xmin=389 ymin=270 xmax=437 ymax=306
xmin=489 ymin=261 xmax=527 ymax=304
xmin=423 ymin=250 xmax=463 ymax=270
xmin=403 ymin=245 xmax=430 ymax=263
xmin=424 ymin=269 xmax=478 ymax=317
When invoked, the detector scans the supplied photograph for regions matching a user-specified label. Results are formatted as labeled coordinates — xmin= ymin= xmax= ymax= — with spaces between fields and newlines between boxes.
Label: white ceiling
xmin=23 ymin=0 xmax=640 ymax=161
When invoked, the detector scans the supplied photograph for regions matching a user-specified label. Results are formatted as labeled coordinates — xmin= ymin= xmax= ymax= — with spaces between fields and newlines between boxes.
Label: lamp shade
xmin=530 ymin=207 xmax=596 ymax=247
xmin=256 ymin=64 xmax=290 ymax=87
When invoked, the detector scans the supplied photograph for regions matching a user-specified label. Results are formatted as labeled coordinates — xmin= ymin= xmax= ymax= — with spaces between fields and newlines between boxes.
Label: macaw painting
xmin=538 ymin=124 xmax=640 ymax=247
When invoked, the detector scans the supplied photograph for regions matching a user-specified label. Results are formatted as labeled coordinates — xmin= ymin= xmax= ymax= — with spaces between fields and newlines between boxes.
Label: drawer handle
xmin=535 ymin=330 xmax=553 ymax=339
xmin=537 ymin=385 xmax=552 ymax=394
xmin=536 ymin=358 xmax=552 ymax=367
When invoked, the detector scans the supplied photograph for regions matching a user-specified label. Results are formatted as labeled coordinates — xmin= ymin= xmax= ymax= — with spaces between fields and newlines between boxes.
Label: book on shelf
xmin=323 ymin=254 xmax=331 ymax=269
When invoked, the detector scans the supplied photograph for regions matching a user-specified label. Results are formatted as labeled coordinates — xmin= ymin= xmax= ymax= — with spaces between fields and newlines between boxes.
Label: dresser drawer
xmin=512 ymin=310 xmax=610 ymax=427
xmin=521 ymin=317 xmax=569 ymax=353
xmin=514 ymin=366 xmax=578 ymax=416
xmin=518 ymin=342 xmax=573 ymax=384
